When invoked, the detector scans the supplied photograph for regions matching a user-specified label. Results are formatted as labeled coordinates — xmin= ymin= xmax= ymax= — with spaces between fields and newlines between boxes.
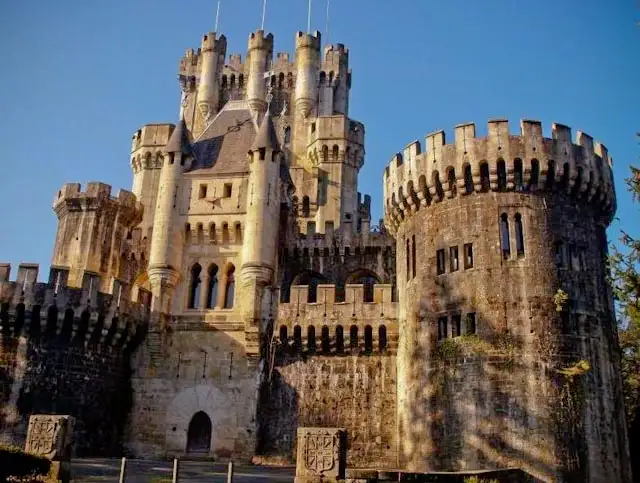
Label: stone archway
xmin=186 ymin=411 xmax=212 ymax=454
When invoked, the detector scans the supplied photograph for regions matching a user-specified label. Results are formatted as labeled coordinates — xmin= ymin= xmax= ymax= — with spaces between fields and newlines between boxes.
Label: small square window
xmin=307 ymin=222 xmax=316 ymax=236
xmin=464 ymin=243 xmax=474 ymax=269
xmin=223 ymin=184 xmax=233 ymax=198
xmin=450 ymin=246 xmax=459 ymax=272
xmin=198 ymin=184 xmax=207 ymax=199
xmin=436 ymin=249 xmax=446 ymax=275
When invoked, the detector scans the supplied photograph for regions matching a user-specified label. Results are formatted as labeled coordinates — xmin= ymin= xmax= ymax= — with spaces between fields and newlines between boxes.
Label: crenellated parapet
xmin=53 ymin=182 xmax=142 ymax=224
xmin=307 ymin=116 xmax=365 ymax=168
xmin=383 ymin=119 xmax=616 ymax=233
xmin=0 ymin=263 xmax=149 ymax=353
xmin=131 ymin=123 xmax=174 ymax=172
xmin=277 ymin=284 xmax=397 ymax=354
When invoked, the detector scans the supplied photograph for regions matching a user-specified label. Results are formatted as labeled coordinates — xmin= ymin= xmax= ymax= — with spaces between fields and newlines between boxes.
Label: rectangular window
xmin=411 ymin=235 xmax=417 ymax=278
xmin=223 ymin=183 xmax=233 ymax=198
xmin=464 ymin=243 xmax=474 ymax=269
xmin=436 ymin=249 xmax=446 ymax=275
xmin=406 ymin=238 xmax=411 ymax=281
xmin=325 ymin=221 xmax=334 ymax=233
xmin=452 ymin=314 xmax=462 ymax=337
xmin=450 ymin=246 xmax=459 ymax=272
xmin=438 ymin=316 xmax=448 ymax=340
xmin=198 ymin=184 xmax=207 ymax=199
xmin=466 ymin=313 xmax=477 ymax=335
xmin=307 ymin=222 xmax=316 ymax=236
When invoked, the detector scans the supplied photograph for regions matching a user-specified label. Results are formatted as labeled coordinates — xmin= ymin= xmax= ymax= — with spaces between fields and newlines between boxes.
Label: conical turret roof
xmin=250 ymin=111 xmax=280 ymax=152
xmin=165 ymin=119 xmax=192 ymax=155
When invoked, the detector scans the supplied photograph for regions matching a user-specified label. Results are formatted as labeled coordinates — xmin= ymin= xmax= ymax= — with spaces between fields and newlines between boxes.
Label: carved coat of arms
xmin=303 ymin=430 xmax=338 ymax=474
xmin=25 ymin=415 xmax=74 ymax=460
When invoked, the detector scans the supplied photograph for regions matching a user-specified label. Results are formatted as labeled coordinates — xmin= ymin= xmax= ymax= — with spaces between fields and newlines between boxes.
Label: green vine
xmin=554 ymin=288 xmax=569 ymax=312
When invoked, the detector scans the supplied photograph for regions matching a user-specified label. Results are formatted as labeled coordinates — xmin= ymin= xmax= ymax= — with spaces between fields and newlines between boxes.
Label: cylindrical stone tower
xmin=384 ymin=119 xmax=630 ymax=482
xmin=246 ymin=30 xmax=273 ymax=116
xmin=294 ymin=31 xmax=321 ymax=118
xmin=196 ymin=32 xmax=227 ymax=123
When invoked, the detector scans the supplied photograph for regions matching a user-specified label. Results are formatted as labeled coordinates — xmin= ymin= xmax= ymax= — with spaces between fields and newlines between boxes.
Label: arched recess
xmin=346 ymin=269 xmax=381 ymax=303
xmin=292 ymin=270 xmax=328 ymax=303
xmin=187 ymin=411 xmax=212 ymax=454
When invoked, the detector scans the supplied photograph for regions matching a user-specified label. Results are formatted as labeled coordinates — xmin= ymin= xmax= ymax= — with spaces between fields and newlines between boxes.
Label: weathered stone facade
xmin=0 ymin=25 xmax=631 ymax=483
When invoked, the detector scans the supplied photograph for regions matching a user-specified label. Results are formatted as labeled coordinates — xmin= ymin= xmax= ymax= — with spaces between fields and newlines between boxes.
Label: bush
xmin=0 ymin=444 xmax=51 ymax=482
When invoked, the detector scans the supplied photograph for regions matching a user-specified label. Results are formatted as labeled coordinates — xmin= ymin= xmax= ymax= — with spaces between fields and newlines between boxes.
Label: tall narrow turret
xmin=147 ymin=120 xmax=191 ymax=313
xmin=197 ymin=32 xmax=227 ymax=123
xmin=294 ymin=31 xmax=321 ymax=118
xmin=246 ymin=30 xmax=274 ymax=116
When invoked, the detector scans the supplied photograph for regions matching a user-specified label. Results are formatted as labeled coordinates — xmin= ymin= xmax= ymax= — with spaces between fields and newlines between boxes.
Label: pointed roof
xmin=251 ymin=111 xmax=280 ymax=152
xmin=165 ymin=119 xmax=192 ymax=155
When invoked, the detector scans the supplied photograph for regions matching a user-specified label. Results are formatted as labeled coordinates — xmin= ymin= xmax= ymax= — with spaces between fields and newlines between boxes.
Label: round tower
xmin=384 ymin=119 xmax=630 ymax=482
xmin=147 ymin=120 xmax=191 ymax=313
xmin=323 ymin=43 xmax=350 ymax=116
xmin=197 ymin=32 xmax=227 ymax=123
xmin=294 ymin=31 xmax=321 ymax=118
xmin=246 ymin=30 xmax=274 ymax=116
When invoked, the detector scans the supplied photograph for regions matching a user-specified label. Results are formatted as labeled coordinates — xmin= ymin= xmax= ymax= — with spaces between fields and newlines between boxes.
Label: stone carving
xmin=25 ymin=415 xmax=74 ymax=460
xmin=295 ymin=427 xmax=345 ymax=482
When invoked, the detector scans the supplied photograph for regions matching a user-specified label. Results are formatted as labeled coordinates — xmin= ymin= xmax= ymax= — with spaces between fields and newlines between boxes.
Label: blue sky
xmin=0 ymin=0 xmax=638 ymax=279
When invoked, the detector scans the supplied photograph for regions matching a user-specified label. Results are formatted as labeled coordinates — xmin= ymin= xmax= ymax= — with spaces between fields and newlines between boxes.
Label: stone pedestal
xmin=25 ymin=415 xmax=75 ymax=483
xmin=295 ymin=427 xmax=346 ymax=483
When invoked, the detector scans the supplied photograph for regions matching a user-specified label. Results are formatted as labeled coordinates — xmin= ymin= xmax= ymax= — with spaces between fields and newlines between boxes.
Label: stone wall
xmin=127 ymin=323 xmax=260 ymax=460
xmin=259 ymin=354 xmax=397 ymax=469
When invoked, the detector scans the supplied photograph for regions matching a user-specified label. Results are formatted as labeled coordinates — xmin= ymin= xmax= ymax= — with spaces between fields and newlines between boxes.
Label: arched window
xmin=188 ymin=263 xmax=202 ymax=309
xmin=514 ymin=159 xmax=523 ymax=191
xmin=234 ymin=223 xmax=242 ymax=243
xmin=321 ymin=326 xmax=330 ymax=353
xmin=515 ymin=213 xmax=525 ymax=257
xmin=447 ymin=167 xmax=456 ymax=196
xmin=464 ymin=164 xmax=473 ymax=194
xmin=302 ymin=196 xmax=310 ymax=217
xmin=278 ymin=72 xmax=285 ymax=88
xmin=307 ymin=326 xmax=316 ymax=352
xmin=336 ymin=326 xmax=344 ymax=353
xmin=379 ymin=326 xmax=387 ymax=352
xmin=239 ymin=74 xmax=244 ymax=87
xmin=545 ymin=161 xmax=556 ymax=190
xmin=350 ymin=325 xmax=358 ymax=351
xmin=209 ymin=223 xmax=216 ymax=244
xmin=230 ymin=74 xmax=236 ymax=86
xmin=206 ymin=264 xmax=219 ymax=309
xmin=221 ymin=75 xmax=228 ymax=87
xmin=187 ymin=411 xmax=212 ymax=454
xmin=561 ymin=162 xmax=571 ymax=189
xmin=332 ymin=145 xmax=339 ymax=161
xmin=223 ymin=265 xmax=235 ymax=309
xmin=185 ymin=223 xmax=192 ymax=243
xmin=284 ymin=126 xmax=291 ymax=144
xmin=364 ymin=325 xmax=373 ymax=353
xmin=497 ymin=160 xmax=507 ymax=191
xmin=500 ymin=214 xmax=511 ymax=260
xmin=480 ymin=162 xmax=490 ymax=192
xmin=287 ymin=72 xmax=294 ymax=88
xmin=279 ymin=325 xmax=288 ymax=346
xmin=347 ymin=270 xmax=380 ymax=303
xmin=530 ymin=159 xmax=540 ymax=190
xmin=294 ymin=325 xmax=302 ymax=352
xmin=222 ymin=223 xmax=230 ymax=243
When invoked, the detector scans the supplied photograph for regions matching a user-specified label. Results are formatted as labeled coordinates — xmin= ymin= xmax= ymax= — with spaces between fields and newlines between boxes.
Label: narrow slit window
xmin=438 ymin=316 xmax=448 ymax=341
xmin=450 ymin=246 xmax=459 ymax=272
xmin=436 ymin=249 xmax=446 ymax=275
xmin=188 ymin=263 xmax=202 ymax=309
xmin=466 ymin=313 xmax=477 ymax=335
xmin=500 ymin=213 xmax=511 ymax=260
xmin=379 ymin=326 xmax=387 ymax=352
xmin=293 ymin=326 xmax=302 ymax=353
xmin=530 ymin=159 xmax=540 ymax=190
xmin=411 ymin=235 xmax=417 ymax=278
xmin=555 ymin=241 xmax=565 ymax=268
xmin=464 ymin=243 xmax=474 ymax=269
xmin=364 ymin=325 xmax=373 ymax=353
xmin=480 ymin=162 xmax=490 ymax=192
xmin=336 ymin=326 xmax=344 ymax=353
xmin=464 ymin=164 xmax=473 ymax=194
xmin=497 ymin=160 xmax=507 ymax=190
xmin=350 ymin=325 xmax=358 ymax=351
xmin=515 ymin=213 xmax=525 ymax=257
xmin=307 ymin=326 xmax=316 ymax=352
xmin=321 ymin=326 xmax=330 ymax=353
xmin=514 ymin=159 xmax=523 ymax=191
xmin=406 ymin=238 xmax=411 ymax=281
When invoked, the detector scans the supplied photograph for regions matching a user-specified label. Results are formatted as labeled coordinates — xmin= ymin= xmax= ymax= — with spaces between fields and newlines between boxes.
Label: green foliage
xmin=463 ymin=477 xmax=499 ymax=483
xmin=609 ymin=163 xmax=640 ymax=427
xmin=0 ymin=444 xmax=51 ymax=482
xmin=554 ymin=288 xmax=569 ymax=312
xmin=434 ymin=335 xmax=490 ymax=360
xmin=557 ymin=360 xmax=591 ymax=381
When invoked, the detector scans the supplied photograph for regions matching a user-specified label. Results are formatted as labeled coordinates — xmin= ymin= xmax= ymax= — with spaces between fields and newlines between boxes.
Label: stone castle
xmin=0 ymin=27 xmax=632 ymax=482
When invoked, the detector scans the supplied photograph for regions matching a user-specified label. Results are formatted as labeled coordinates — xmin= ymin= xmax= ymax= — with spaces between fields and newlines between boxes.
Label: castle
xmin=0 ymin=26 xmax=632 ymax=482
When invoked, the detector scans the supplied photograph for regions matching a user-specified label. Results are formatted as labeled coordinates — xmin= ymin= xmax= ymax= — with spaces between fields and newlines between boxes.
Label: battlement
xmin=275 ymin=52 xmax=290 ymax=65
xmin=284 ymin=222 xmax=394 ymax=252
xmin=383 ymin=119 xmax=616 ymax=231
xmin=248 ymin=30 xmax=274 ymax=52
xmin=131 ymin=123 xmax=175 ymax=153
xmin=201 ymin=31 xmax=227 ymax=54
xmin=295 ymin=31 xmax=321 ymax=51
xmin=0 ymin=263 xmax=149 ymax=352
xmin=54 ymin=182 xmax=141 ymax=213
xmin=322 ymin=43 xmax=349 ymax=72
xmin=307 ymin=116 xmax=365 ymax=153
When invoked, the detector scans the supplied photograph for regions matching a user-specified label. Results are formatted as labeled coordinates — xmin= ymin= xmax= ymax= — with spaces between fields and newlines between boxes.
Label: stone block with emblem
xmin=25 ymin=415 xmax=75 ymax=483
xmin=295 ymin=427 xmax=346 ymax=483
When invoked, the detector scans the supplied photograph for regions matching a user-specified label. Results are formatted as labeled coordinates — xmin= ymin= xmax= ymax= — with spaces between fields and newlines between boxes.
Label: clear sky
xmin=0 ymin=0 xmax=638 ymax=279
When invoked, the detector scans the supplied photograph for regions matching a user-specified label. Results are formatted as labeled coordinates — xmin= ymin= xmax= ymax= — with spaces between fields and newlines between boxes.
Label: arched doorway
xmin=186 ymin=411 xmax=212 ymax=454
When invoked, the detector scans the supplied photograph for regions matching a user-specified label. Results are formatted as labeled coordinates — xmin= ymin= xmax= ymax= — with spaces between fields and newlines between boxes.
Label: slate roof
xmin=251 ymin=111 xmax=280 ymax=152
xmin=190 ymin=102 xmax=256 ymax=174
xmin=165 ymin=119 xmax=192 ymax=155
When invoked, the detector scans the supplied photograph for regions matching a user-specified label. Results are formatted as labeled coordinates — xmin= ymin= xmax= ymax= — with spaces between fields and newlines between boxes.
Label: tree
xmin=609 ymin=160 xmax=640 ymax=476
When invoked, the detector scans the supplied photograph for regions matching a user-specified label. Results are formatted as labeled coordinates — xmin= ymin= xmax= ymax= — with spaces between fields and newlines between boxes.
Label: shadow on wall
xmin=401 ymin=269 xmax=611 ymax=482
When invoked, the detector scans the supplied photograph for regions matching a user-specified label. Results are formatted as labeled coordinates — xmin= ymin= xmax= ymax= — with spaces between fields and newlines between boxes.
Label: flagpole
xmin=325 ymin=0 xmax=330 ymax=43
xmin=261 ymin=0 xmax=267 ymax=30
xmin=215 ymin=0 xmax=221 ymax=32
xmin=307 ymin=0 xmax=312 ymax=34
